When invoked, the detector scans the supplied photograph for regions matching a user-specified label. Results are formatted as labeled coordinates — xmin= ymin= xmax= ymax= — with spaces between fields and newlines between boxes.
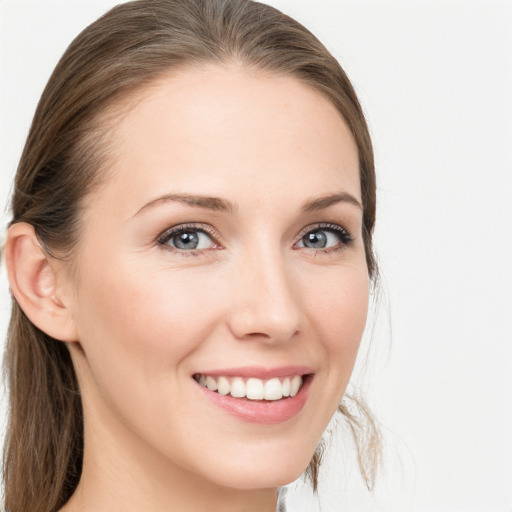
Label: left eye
xmin=162 ymin=229 xmax=214 ymax=250
xmin=296 ymin=228 xmax=345 ymax=250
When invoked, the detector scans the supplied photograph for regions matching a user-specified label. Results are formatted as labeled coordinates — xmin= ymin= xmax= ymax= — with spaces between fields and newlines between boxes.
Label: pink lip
xmin=194 ymin=365 xmax=313 ymax=379
xmin=194 ymin=371 xmax=313 ymax=425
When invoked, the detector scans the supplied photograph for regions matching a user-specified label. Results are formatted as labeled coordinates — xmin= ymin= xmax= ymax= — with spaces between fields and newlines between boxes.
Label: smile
xmin=194 ymin=374 xmax=304 ymax=401
xmin=192 ymin=369 xmax=313 ymax=424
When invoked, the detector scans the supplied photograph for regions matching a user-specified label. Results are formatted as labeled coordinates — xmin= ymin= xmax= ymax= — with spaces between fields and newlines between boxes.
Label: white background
xmin=0 ymin=1 xmax=511 ymax=511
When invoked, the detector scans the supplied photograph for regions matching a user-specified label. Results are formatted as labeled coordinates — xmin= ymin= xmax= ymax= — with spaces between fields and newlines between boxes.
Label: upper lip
xmin=193 ymin=365 xmax=314 ymax=379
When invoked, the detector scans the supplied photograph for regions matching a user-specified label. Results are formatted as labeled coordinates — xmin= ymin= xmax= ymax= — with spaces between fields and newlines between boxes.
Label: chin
xmin=193 ymin=439 xmax=317 ymax=490
xmin=210 ymin=464 xmax=307 ymax=491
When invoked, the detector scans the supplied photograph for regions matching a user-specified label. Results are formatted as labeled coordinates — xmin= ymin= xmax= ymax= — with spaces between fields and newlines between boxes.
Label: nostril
xmin=237 ymin=329 xmax=300 ymax=343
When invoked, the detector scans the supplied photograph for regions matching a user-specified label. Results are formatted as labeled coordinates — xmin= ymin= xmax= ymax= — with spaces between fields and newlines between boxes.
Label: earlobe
xmin=4 ymin=222 xmax=78 ymax=342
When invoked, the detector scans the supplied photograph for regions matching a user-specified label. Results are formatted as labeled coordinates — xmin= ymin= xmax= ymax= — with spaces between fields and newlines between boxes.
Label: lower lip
xmin=195 ymin=376 xmax=312 ymax=424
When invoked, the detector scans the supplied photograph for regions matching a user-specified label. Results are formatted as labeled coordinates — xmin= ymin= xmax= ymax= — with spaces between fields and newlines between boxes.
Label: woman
xmin=3 ymin=1 xmax=380 ymax=511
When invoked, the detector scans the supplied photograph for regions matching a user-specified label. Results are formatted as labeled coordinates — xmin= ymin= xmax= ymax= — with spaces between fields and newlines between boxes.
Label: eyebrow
xmin=301 ymin=192 xmax=362 ymax=212
xmin=134 ymin=193 xmax=236 ymax=217
xmin=134 ymin=191 xmax=362 ymax=217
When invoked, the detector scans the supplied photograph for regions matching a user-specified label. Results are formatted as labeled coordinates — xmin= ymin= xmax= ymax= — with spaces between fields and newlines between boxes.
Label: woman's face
xmin=67 ymin=65 xmax=369 ymax=490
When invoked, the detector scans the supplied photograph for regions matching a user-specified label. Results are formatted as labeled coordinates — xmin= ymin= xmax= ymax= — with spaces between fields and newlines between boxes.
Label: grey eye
xmin=302 ymin=231 xmax=327 ymax=248
xmin=297 ymin=229 xmax=342 ymax=249
xmin=168 ymin=230 xmax=213 ymax=250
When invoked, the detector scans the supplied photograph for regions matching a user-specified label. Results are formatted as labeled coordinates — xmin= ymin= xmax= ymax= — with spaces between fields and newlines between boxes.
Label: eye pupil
xmin=173 ymin=231 xmax=199 ymax=249
xmin=303 ymin=231 xmax=327 ymax=248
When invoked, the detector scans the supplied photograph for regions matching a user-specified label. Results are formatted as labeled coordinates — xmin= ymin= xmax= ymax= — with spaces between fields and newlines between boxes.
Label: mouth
xmin=193 ymin=373 xmax=307 ymax=401
xmin=192 ymin=368 xmax=314 ymax=424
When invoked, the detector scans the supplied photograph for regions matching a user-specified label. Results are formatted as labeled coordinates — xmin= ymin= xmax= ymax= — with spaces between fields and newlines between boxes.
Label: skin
xmin=9 ymin=64 xmax=369 ymax=512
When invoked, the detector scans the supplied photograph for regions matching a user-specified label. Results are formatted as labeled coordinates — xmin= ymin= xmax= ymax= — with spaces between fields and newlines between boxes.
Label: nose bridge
xmin=228 ymin=242 xmax=303 ymax=342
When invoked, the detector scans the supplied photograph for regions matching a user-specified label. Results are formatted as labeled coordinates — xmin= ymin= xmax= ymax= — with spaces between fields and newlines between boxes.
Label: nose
xmin=226 ymin=248 xmax=303 ymax=343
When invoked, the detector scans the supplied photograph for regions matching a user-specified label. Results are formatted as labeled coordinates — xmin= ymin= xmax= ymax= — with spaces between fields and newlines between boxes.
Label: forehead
xmin=88 ymin=64 xmax=360 ymax=216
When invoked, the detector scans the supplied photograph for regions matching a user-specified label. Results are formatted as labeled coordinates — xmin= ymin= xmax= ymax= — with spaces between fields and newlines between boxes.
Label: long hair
xmin=3 ymin=1 xmax=380 ymax=510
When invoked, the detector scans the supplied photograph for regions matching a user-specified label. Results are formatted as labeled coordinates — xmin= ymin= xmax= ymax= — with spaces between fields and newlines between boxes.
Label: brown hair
xmin=3 ymin=1 xmax=380 ymax=510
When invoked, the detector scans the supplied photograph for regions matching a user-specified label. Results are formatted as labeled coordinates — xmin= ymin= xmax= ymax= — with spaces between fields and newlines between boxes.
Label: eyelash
xmin=157 ymin=223 xmax=220 ymax=257
xmin=156 ymin=222 xmax=354 ymax=257
xmin=296 ymin=223 xmax=354 ymax=254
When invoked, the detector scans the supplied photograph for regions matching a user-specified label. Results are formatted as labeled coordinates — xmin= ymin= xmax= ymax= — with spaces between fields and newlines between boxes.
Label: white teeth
xmin=282 ymin=377 xmax=291 ymax=397
xmin=205 ymin=376 xmax=218 ymax=391
xmin=246 ymin=378 xmax=264 ymax=400
xmin=264 ymin=378 xmax=283 ymax=400
xmin=217 ymin=376 xmax=230 ymax=395
xmin=290 ymin=376 xmax=302 ymax=397
xmin=196 ymin=374 xmax=306 ymax=401
xmin=230 ymin=377 xmax=246 ymax=398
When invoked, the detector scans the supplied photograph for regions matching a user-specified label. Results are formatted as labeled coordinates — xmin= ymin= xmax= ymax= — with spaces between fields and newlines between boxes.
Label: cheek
xmin=73 ymin=259 xmax=223 ymax=391
xmin=303 ymin=264 xmax=369 ymax=385
xmin=309 ymin=265 xmax=368 ymax=342
xmin=72 ymin=260 xmax=227 ymax=455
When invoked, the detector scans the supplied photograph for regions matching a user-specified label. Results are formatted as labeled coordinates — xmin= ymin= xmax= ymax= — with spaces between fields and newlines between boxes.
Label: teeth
xmin=264 ymin=378 xmax=283 ymax=400
xmin=290 ymin=375 xmax=302 ymax=397
xmin=205 ymin=376 xmax=218 ymax=391
xmin=230 ymin=377 xmax=246 ymax=398
xmin=196 ymin=374 xmax=304 ymax=401
xmin=282 ymin=377 xmax=291 ymax=397
xmin=246 ymin=378 xmax=264 ymax=399
xmin=217 ymin=376 xmax=230 ymax=396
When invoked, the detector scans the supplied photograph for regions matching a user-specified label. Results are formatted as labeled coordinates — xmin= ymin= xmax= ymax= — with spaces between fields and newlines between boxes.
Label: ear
xmin=4 ymin=222 xmax=78 ymax=342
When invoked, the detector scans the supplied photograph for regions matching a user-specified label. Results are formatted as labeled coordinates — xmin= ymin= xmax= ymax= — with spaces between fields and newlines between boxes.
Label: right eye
xmin=158 ymin=224 xmax=219 ymax=253
xmin=167 ymin=230 xmax=212 ymax=250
